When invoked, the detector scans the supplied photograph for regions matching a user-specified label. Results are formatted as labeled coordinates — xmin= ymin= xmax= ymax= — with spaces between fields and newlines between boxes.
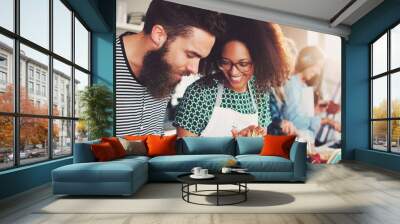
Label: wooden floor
xmin=1 ymin=162 xmax=400 ymax=224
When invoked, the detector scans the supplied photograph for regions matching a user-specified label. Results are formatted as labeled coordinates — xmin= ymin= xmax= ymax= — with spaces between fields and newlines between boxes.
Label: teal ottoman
xmin=52 ymin=156 xmax=148 ymax=196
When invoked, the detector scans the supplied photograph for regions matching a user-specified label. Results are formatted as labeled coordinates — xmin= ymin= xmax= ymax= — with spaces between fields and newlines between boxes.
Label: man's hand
xmin=280 ymin=120 xmax=297 ymax=135
xmin=321 ymin=118 xmax=341 ymax=132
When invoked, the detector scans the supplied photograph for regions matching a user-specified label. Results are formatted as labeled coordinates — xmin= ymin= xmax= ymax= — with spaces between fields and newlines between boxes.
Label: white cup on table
xmin=199 ymin=169 xmax=208 ymax=176
xmin=191 ymin=167 xmax=202 ymax=176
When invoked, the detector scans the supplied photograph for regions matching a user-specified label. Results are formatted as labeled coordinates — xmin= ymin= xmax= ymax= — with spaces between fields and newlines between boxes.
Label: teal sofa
xmin=52 ymin=137 xmax=307 ymax=196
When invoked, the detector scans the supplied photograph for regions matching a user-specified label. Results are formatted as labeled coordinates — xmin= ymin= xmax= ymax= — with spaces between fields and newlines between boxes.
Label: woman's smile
xmin=229 ymin=74 xmax=243 ymax=83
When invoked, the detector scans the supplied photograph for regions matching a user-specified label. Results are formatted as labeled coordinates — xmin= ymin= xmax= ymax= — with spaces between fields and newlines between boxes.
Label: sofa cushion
xmin=53 ymin=163 xmax=132 ymax=183
xmin=149 ymin=154 xmax=235 ymax=172
xmin=91 ymin=142 xmax=118 ymax=161
xmin=147 ymin=135 xmax=177 ymax=157
xmin=124 ymin=135 xmax=149 ymax=141
xmin=115 ymin=155 xmax=150 ymax=164
xmin=236 ymin=137 xmax=263 ymax=155
xmin=101 ymin=137 xmax=127 ymax=158
xmin=236 ymin=155 xmax=293 ymax=172
xmin=53 ymin=158 xmax=147 ymax=183
xmin=180 ymin=137 xmax=235 ymax=155
xmin=260 ymin=135 xmax=296 ymax=159
xmin=119 ymin=138 xmax=147 ymax=156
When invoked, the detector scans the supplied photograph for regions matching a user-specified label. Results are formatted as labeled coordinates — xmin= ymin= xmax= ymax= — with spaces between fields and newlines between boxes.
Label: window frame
xmin=0 ymin=0 xmax=92 ymax=171
xmin=370 ymin=20 xmax=400 ymax=154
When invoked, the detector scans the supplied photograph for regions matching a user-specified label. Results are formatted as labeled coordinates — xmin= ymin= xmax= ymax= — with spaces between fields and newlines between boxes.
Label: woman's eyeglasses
xmin=217 ymin=59 xmax=253 ymax=73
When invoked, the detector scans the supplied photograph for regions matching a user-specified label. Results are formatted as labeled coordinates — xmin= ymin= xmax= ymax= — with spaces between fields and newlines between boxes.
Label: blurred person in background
xmin=283 ymin=46 xmax=341 ymax=141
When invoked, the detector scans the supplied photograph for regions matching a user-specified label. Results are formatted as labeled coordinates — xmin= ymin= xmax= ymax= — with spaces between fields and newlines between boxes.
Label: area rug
xmin=37 ymin=183 xmax=361 ymax=214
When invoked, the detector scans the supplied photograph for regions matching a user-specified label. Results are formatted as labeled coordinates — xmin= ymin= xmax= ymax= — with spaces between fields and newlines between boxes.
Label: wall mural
xmin=115 ymin=0 xmax=342 ymax=164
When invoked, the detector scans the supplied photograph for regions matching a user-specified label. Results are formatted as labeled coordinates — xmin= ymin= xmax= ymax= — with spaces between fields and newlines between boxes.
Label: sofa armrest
xmin=73 ymin=140 xmax=100 ymax=163
xmin=289 ymin=140 xmax=307 ymax=181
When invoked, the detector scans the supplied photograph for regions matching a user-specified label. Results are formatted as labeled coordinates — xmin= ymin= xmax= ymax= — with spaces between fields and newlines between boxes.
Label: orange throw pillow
xmin=146 ymin=135 xmax=177 ymax=157
xmin=101 ymin=137 xmax=126 ymax=158
xmin=124 ymin=135 xmax=148 ymax=141
xmin=259 ymin=135 xmax=296 ymax=159
xmin=91 ymin=142 xmax=117 ymax=161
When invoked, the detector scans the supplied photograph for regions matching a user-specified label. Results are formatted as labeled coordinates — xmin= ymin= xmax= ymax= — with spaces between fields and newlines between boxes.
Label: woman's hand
xmin=231 ymin=125 xmax=266 ymax=137
xmin=176 ymin=127 xmax=198 ymax=138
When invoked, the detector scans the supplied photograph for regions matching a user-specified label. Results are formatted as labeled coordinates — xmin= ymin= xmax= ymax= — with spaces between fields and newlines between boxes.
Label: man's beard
xmin=138 ymin=44 xmax=182 ymax=99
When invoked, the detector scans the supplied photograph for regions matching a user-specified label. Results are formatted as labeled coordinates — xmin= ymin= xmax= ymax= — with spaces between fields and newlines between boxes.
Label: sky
xmin=373 ymin=76 xmax=387 ymax=108
xmin=373 ymin=34 xmax=387 ymax=77
xmin=0 ymin=0 xmax=89 ymax=75
xmin=392 ymin=25 xmax=400 ymax=70
xmin=372 ymin=31 xmax=400 ymax=109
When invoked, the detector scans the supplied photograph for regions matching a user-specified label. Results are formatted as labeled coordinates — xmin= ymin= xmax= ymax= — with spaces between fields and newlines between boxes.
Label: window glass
xmin=372 ymin=33 xmax=387 ymax=76
xmin=372 ymin=77 xmax=387 ymax=119
xmin=372 ymin=121 xmax=388 ymax=151
xmin=391 ymin=72 xmax=400 ymax=118
xmin=53 ymin=119 xmax=72 ymax=158
xmin=20 ymin=117 xmax=49 ymax=165
xmin=74 ymin=69 xmax=89 ymax=118
xmin=0 ymin=0 xmax=14 ymax=31
xmin=42 ymin=85 xmax=46 ymax=96
xmin=0 ymin=116 xmax=14 ymax=170
xmin=20 ymin=0 xmax=49 ymax=49
xmin=0 ymin=35 xmax=14 ymax=113
xmin=28 ymin=66 xmax=34 ymax=79
xmin=53 ymin=59 xmax=72 ymax=117
xmin=74 ymin=18 xmax=89 ymax=70
xmin=391 ymin=24 xmax=400 ymax=70
xmin=0 ymin=0 xmax=92 ymax=168
xmin=20 ymin=44 xmax=49 ymax=115
xmin=28 ymin=81 xmax=33 ymax=94
xmin=75 ymin=120 xmax=88 ymax=143
xmin=391 ymin=120 xmax=400 ymax=153
xmin=53 ymin=0 xmax=72 ymax=60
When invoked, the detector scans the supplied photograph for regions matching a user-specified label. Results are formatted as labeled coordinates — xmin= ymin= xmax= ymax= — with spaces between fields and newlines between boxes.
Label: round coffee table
xmin=177 ymin=173 xmax=255 ymax=206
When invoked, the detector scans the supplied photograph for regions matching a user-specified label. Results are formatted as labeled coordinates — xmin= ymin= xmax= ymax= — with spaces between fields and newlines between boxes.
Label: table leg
xmin=195 ymin=184 xmax=197 ymax=192
xmin=187 ymin=184 xmax=190 ymax=202
xmin=217 ymin=184 xmax=219 ymax=206
xmin=245 ymin=183 xmax=247 ymax=201
xmin=181 ymin=184 xmax=183 ymax=199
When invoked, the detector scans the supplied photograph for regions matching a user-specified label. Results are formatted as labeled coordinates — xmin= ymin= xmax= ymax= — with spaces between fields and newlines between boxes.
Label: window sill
xmin=0 ymin=156 xmax=72 ymax=176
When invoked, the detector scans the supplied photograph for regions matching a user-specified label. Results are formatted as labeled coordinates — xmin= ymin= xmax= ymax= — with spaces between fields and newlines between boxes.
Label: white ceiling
xmin=222 ymin=0 xmax=385 ymax=26
xmin=224 ymin=0 xmax=353 ymax=23
xmin=167 ymin=0 xmax=384 ymax=37
xmin=119 ymin=0 xmax=384 ymax=38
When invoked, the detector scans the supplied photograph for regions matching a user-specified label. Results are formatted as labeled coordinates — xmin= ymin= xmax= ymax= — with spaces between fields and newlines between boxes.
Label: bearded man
xmin=116 ymin=0 xmax=225 ymax=136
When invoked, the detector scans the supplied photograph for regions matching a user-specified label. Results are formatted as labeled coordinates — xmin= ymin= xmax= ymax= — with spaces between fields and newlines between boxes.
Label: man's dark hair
xmin=143 ymin=0 xmax=225 ymax=40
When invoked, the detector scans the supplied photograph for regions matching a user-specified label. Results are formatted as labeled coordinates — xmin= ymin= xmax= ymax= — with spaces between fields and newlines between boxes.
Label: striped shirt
xmin=115 ymin=33 xmax=169 ymax=136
